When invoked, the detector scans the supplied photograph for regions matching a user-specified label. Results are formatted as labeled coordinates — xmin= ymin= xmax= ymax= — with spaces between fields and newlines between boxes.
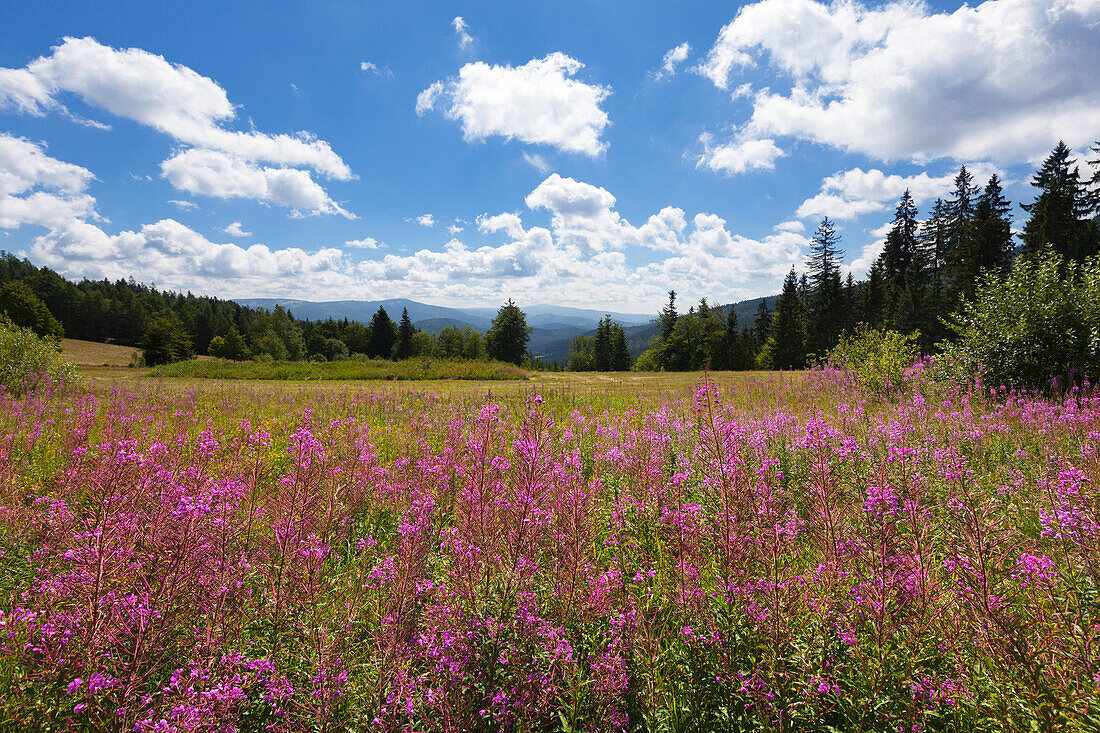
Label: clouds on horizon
xmin=8 ymin=130 xmax=805 ymax=308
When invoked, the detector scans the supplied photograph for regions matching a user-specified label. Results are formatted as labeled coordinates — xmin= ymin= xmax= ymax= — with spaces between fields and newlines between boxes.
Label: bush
xmin=142 ymin=314 xmax=194 ymax=366
xmin=0 ymin=316 xmax=78 ymax=395
xmin=830 ymin=325 xmax=919 ymax=395
xmin=937 ymin=248 xmax=1099 ymax=390
xmin=631 ymin=347 xmax=660 ymax=372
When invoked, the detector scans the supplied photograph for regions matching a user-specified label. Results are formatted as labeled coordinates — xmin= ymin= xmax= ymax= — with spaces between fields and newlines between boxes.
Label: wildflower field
xmin=2 ymin=370 xmax=1099 ymax=732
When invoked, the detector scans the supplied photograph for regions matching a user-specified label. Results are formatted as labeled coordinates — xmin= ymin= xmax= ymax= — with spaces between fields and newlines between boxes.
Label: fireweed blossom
xmin=0 ymin=372 xmax=1098 ymax=730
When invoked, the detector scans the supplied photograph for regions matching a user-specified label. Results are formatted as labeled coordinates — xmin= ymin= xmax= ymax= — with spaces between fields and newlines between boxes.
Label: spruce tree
xmin=721 ymin=305 xmax=740 ymax=370
xmin=879 ymin=189 xmax=925 ymax=336
xmin=941 ymin=165 xmax=979 ymax=305
xmin=771 ymin=267 xmax=804 ymax=369
xmin=918 ymin=198 xmax=951 ymax=344
xmin=367 ymin=307 xmax=397 ymax=359
xmin=485 ymin=299 xmax=531 ymax=366
xmin=656 ymin=290 xmax=678 ymax=370
xmin=805 ymin=217 xmax=844 ymax=359
xmin=610 ymin=323 xmax=631 ymax=370
xmin=972 ymin=174 xmax=1014 ymax=276
xmin=1021 ymin=141 xmax=1097 ymax=263
xmin=394 ymin=308 xmax=416 ymax=360
xmin=753 ymin=300 xmax=771 ymax=347
xmin=593 ymin=316 xmax=612 ymax=371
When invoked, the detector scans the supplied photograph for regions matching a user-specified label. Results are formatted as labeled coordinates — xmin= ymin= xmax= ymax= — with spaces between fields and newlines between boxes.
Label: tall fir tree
xmin=879 ymin=189 xmax=926 ymax=338
xmin=610 ymin=323 xmax=631 ymax=370
xmin=593 ymin=316 xmax=613 ymax=371
xmin=366 ymin=307 xmax=397 ymax=359
xmin=971 ymin=174 xmax=1015 ymax=277
xmin=771 ymin=267 xmax=805 ymax=369
xmin=720 ymin=305 xmax=740 ymax=370
xmin=1021 ymin=141 xmax=1098 ymax=263
xmin=945 ymin=166 xmax=978 ymax=294
xmin=804 ymin=217 xmax=845 ymax=359
xmin=393 ymin=308 xmax=416 ymax=360
xmin=753 ymin=300 xmax=771 ymax=348
xmin=917 ymin=197 xmax=951 ymax=344
xmin=485 ymin=299 xmax=531 ymax=366
xmin=656 ymin=290 xmax=678 ymax=370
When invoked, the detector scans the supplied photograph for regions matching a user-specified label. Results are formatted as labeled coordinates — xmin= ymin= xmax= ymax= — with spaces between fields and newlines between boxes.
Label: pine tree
xmin=610 ymin=323 xmax=631 ymax=370
xmin=721 ymin=305 xmax=740 ymax=370
xmin=771 ymin=267 xmax=804 ymax=369
xmin=1088 ymin=141 xmax=1100 ymax=214
xmin=753 ymin=300 xmax=771 ymax=347
xmin=917 ymin=198 xmax=951 ymax=344
xmin=945 ymin=166 xmax=978 ymax=288
xmin=593 ymin=316 xmax=613 ymax=371
xmin=393 ymin=308 xmax=416 ymax=360
xmin=804 ymin=217 xmax=845 ymax=359
xmin=656 ymin=290 xmax=678 ymax=370
xmin=972 ymin=174 xmax=1014 ymax=276
xmin=1021 ymin=141 xmax=1097 ymax=263
xmin=367 ymin=307 xmax=397 ymax=359
xmin=879 ymin=189 xmax=925 ymax=336
xmin=485 ymin=299 xmax=531 ymax=366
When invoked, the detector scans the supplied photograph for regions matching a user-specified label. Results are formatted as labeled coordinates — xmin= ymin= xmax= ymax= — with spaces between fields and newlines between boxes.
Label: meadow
xmin=147 ymin=357 xmax=529 ymax=382
xmin=1 ymin=367 xmax=1098 ymax=732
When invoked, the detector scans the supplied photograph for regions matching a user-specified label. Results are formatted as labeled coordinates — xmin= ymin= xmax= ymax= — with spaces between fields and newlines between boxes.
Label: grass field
xmin=59 ymin=338 xmax=139 ymax=366
xmin=147 ymin=356 xmax=531 ymax=382
xmin=4 ymin=365 xmax=1099 ymax=731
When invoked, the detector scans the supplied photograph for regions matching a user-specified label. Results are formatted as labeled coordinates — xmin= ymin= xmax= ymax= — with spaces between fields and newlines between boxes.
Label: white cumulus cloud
xmin=697 ymin=0 xmax=1100 ymax=171
xmin=160 ymin=149 xmax=354 ymax=218
xmin=0 ymin=134 xmax=99 ymax=230
xmin=795 ymin=163 xmax=1002 ymax=221
xmin=0 ymin=37 xmax=353 ymax=214
xmin=418 ymin=53 xmax=611 ymax=156
xmin=416 ymin=213 xmax=436 ymax=227
xmin=654 ymin=42 xmax=691 ymax=80
xmin=221 ymin=221 xmax=251 ymax=237
xmin=345 ymin=237 xmax=383 ymax=250
xmin=698 ymin=134 xmax=785 ymax=174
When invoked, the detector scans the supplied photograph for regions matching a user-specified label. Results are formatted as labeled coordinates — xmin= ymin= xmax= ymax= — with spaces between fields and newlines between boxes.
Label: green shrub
xmin=0 ymin=316 xmax=78 ymax=396
xmin=830 ymin=325 xmax=919 ymax=395
xmin=936 ymin=248 xmax=1099 ymax=390
xmin=142 ymin=314 xmax=194 ymax=366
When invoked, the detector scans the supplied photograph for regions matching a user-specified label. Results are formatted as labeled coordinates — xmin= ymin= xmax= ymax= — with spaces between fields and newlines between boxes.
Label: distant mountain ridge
xmin=232 ymin=296 xmax=777 ymax=363
xmin=233 ymin=298 xmax=656 ymax=332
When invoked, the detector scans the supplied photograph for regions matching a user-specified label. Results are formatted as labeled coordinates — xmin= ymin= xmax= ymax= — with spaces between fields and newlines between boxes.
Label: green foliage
xmin=148 ymin=356 xmax=528 ymax=381
xmin=937 ymin=248 xmax=1100 ymax=389
xmin=208 ymin=325 xmax=251 ymax=360
xmin=830 ymin=325 xmax=919 ymax=395
xmin=394 ymin=308 xmax=416 ymax=360
xmin=485 ymin=299 xmax=531 ymax=366
xmin=0 ymin=316 xmax=78 ymax=395
xmin=568 ymin=317 xmax=632 ymax=372
xmin=632 ymin=347 xmax=660 ymax=372
xmin=367 ymin=307 xmax=397 ymax=359
xmin=0 ymin=280 xmax=64 ymax=341
xmin=141 ymin=314 xmax=194 ymax=366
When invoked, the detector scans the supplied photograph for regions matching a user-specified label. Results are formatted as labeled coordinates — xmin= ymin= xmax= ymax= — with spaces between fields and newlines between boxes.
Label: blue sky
xmin=1 ymin=0 xmax=1097 ymax=312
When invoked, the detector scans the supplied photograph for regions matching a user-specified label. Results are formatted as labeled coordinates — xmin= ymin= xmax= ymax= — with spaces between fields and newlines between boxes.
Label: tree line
xmin=3 ymin=140 xmax=1097 ymax=373
xmin=0 ymin=253 xmax=537 ymax=367
xmin=634 ymin=140 xmax=1100 ymax=371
